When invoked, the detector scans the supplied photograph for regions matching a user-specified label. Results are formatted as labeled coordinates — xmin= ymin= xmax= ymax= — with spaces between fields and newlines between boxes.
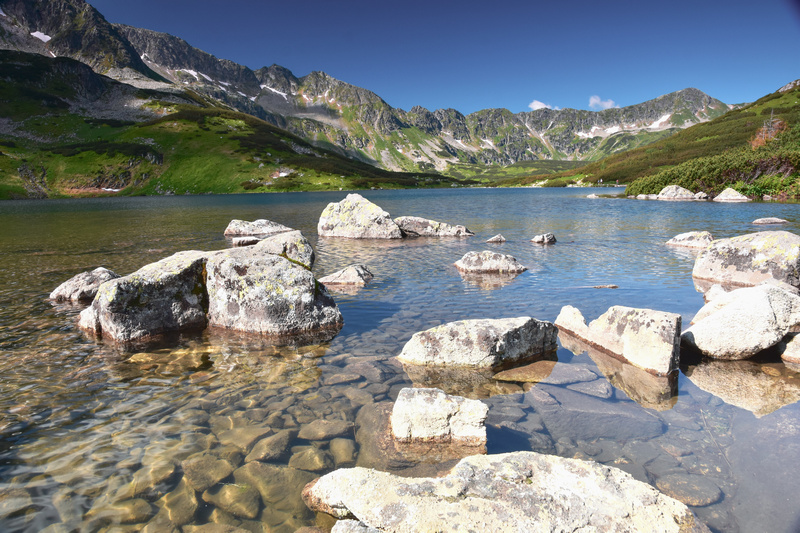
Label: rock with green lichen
xmin=394 ymin=216 xmax=473 ymax=237
xmin=50 ymin=267 xmax=120 ymax=303
xmin=693 ymin=231 xmax=800 ymax=288
xmin=78 ymin=251 xmax=208 ymax=342
xmin=253 ymin=230 xmax=315 ymax=268
xmin=317 ymin=194 xmax=403 ymax=239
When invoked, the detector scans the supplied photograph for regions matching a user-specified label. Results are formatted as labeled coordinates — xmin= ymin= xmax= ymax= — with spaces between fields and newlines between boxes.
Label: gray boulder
xmin=50 ymin=267 xmax=119 ymax=303
xmin=302 ymin=452 xmax=709 ymax=533
xmin=657 ymin=185 xmax=695 ymax=200
xmin=253 ymin=230 xmax=315 ymax=268
xmin=206 ymin=250 xmax=342 ymax=338
xmin=398 ymin=317 xmax=557 ymax=368
xmin=319 ymin=265 xmax=373 ymax=286
xmin=390 ymin=388 xmax=487 ymax=445
xmin=692 ymin=231 xmax=800 ymax=288
xmin=394 ymin=216 xmax=474 ymax=237
xmin=753 ymin=217 xmax=789 ymax=225
xmin=78 ymin=251 xmax=208 ymax=342
xmin=713 ymin=187 xmax=750 ymax=202
xmin=555 ymin=305 xmax=681 ymax=375
xmin=665 ymin=231 xmax=714 ymax=249
xmin=530 ymin=233 xmax=556 ymax=244
xmin=317 ymin=194 xmax=403 ymax=239
xmin=454 ymin=250 xmax=527 ymax=273
xmin=682 ymin=284 xmax=800 ymax=360
xmin=224 ymin=218 xmax=292 ymax=236
xmin=694 ymin=191 xmax=709 ymax=200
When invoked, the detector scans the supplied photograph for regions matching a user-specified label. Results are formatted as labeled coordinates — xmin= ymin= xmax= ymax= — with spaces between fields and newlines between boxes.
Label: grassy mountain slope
xmin=0 ymin=51 xmax=458 ymax=200
xmin=500 ymin=83 xmax=800 ymax=192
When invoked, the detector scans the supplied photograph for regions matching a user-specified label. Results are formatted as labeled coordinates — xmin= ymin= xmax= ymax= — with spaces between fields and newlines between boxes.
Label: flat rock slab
xmin=555 ymin=305 xmax=681 ymax=375
xmin=297 ymin=419 xmax=354 ymax=441
xmin=50 ymin=267 xmax=119 ymax=303
xmin=657 ymin=184 xmax=695 ymax=200
xmin=224 ymin=218 xmax=292 ymax=236
xmin=319 ymin=265 xmax=373 ymax=286
xmin=454 ymin=250 xmax=527 ymax=273
xmin=713 ymin=187 xmax=750 ymax=202
xmin=655 ymin=474 xmax=723 ymax=507
xmin=394 ymin=216 xmax=474 ymax=237
xmin=182 ymin=454 xmax=234 ymax=492
xmin=317 ymin=193 xmax=403 ymax=239
xmin=753 ymin=217 xmax=789 ymax=225
xmin=692 ymin=231 xmax=800 ymax=288
xmin=665 ymin=231 xmax=714 ymax=249
xmin=398 ymin=317 xmax=557 ymax=368
xmin=302 ymin=451 xmax=708 ymax=533
xmin=390 ymin=387 xmax=488 ymax=445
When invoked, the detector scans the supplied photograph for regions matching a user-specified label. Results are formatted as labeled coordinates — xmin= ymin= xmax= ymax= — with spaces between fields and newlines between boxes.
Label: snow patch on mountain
xmin=31 ymin=32 xmax=52 ymax=43
xmin=648 ymin=113 xmax=672 ymax=129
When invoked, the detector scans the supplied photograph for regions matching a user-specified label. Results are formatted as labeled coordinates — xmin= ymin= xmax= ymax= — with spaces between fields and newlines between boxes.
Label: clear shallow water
xmin=1 ymin=188 xmax=799 ymax=532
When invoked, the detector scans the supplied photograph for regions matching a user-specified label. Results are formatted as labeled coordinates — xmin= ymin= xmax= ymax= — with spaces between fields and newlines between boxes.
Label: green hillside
xmin=500 ymin=84 xmax=800 ymax=195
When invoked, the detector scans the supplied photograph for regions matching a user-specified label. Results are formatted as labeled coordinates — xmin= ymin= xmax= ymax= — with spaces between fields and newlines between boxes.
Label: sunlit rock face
xmin=317 ymin=194 xmax=403 ymax=239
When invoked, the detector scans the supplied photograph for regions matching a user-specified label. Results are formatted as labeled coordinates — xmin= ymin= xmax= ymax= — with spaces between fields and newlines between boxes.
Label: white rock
xmin=390 ymin=388 xmax=487 ymax=445
xmin=753 ymin=217 xmax=789 ymax=225
xmin=394 ymin=216 xmax=474 ymax=237
xmin=530 ymin=233 xmax=556 ymax=244
xmin=486 ymin=234 xmax=506 ymax=243
xmin=713 ymin=187 xmax=750 ymax=202
xmin=454 ymin=250 xmax=527 ymax=273
xmin=657 ymin=185 xmax=695 ymax=200
xmin=224 ymin=218 xmax=292 ymax=236
xmin=665 ymin=231 xmax=714 ymax=249
xmin=319 ymin=265 xmax=373 ymax=286
xmin=317 ymin=194 xmax=403 ymax=239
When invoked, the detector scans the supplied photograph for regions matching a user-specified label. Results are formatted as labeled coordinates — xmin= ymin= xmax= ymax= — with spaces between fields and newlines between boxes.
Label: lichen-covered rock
xmin=253 ymin=230 xmax=315 ymax=268
xmin=657 ymin=185 xmax=695 ymax=200
xmin=713 ymin=187 xmax=750 ymax=202
xmin=530 ymin=233 xmax=556 ymax=244
xmin=50 ymin=266 xmax=119 ymax=302
xmin=753 ymin=217 xmax=789 ymax=225
xmin=206 ymin=250 xmax=342 ymax=338
xmin=454 ymin=250 xmax=527 ymax=273
xmin=692 ymin=231 xmax=800 ymax=288
xmin=398 ymin=317 xmax=557 ymax=368
xmin=78 ymin=251 xmax=208 ymax=342
xmin=302 ymin=452 xmax=710 ymax=533
xmin=681 ymin=284 xmax=800 ymax=360
xmin=665 ymin=231 xmax=714 ymax=249
xmin=223 ymin=218 xmax=292 ymax=236
xmin=393 ymin=216 xmax=474 ymax=237
xmin=555 ymin=305 xmax=681 ymax=375
xmin=390 ymin=388 xmax=488 ymax=445
xmin=319 ymin=265 xmax=373 ymax=286
xmin=317 ymin=194 xmax=403 ymax=239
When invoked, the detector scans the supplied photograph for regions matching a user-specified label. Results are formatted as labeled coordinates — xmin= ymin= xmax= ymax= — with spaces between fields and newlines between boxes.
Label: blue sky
xmin=91 ymin=0 xmax=800 ymax=115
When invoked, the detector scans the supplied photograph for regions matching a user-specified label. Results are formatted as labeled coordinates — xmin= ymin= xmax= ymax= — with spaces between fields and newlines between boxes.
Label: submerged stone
xmin=318 ymin=265 xmax=373 ymax=286
xmin=393 ymin=216 xmax=474 ymax=237
xmin=454 ymin=250 xmax=527 ymax=273
xmin=530 ymin=233 xmax=556 ymax=244
xmin=50 ymin=267 xmax=119 ymax=303
xmin=224 ymin=218 xmax=292 ymax=237
xmin=665 ymin=231 xmax=714 ymax=249
xmin=390 ymin=387 xmax=488 ymax=445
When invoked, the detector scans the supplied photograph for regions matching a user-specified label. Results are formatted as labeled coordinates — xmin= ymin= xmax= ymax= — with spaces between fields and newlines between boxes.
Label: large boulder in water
xmin=393 ymin=216 xmax=474 ymax=237
xmin=657 ymin=185 xmax=695 ymax=200
xmin=302 ymin=452 xmax=710 ymax=533
xmin=390 ymin=387 xmax=488 ymax=445
xmin=317 ymin=193 xmax=403 ymax=239
xmin=713 ymin=187 xmax=750 ymax=202
xmin=454 ymin=250 xmax=527 ymax=273
xmin=398 ymin=317 xmax=557 ymax=368
xmin=50 ymin=267 xmax=119 ymax=303
xmin=681 ymin=284 xmax=800 ymax=360
xmin=206 ymin=248 xmax=342 ymax=339
xmin=223 ymin=218 xmax=292 ymax=237
xmin=692 ymin=231 xmax=800 ymax=288
xmin=555 ymin=305 xmax=681 ymax=376
xmin=78 ymin=251 xmax=209 ymax=342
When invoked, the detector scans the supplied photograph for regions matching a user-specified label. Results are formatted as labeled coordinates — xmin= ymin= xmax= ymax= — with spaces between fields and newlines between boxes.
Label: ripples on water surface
xmin=1 ymin=188 xmax=800 ymax=532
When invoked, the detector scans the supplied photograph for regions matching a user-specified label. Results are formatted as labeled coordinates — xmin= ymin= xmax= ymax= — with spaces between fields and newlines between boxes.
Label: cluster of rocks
xmin=631 ymin=184 xmax=749 ymax=202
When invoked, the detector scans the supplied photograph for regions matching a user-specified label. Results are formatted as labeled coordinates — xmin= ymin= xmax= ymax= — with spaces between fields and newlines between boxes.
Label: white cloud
xmin=528 ymin=99 xmax=560 ymax=111
xmin=589 ymin=95 xmax=618 ymax=110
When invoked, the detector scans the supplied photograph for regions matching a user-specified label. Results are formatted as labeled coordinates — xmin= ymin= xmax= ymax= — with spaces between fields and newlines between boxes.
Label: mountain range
xmin=0 ymin=0 xmax=733 ymax=176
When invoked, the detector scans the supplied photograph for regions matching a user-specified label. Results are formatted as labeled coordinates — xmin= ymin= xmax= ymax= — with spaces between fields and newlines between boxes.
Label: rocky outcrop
xmin=692 ymin=231 xmax=800 ymax=288
xmin=393 ymin=216 xmax=473 ymax=237
xmin=223 ymin=219 xmax=292 ymax=237
xmin=665 ymin=231 xmax=714 ymax=249
xmin=681 ymin=284 xmax=800 ymax=360
xmin=555 ymin=305 xmax=681 ymax=375
xmin=390 ymin=388 xmax=487 ymax=445
xmin=50 ymin=267 xmax=119 ymax=303
xmin=397 ymin=317 xmax=557 ymax=368
xmin=319 ymin=265 xmax=373 ymax=286
xmin=753 ymin=217 xmax=789 ymax=225
xmin=530 ymin=233 xmax=556 ymax=244
xmin=454 ymin=251 xmax=527 ymax=273
xmin=78 ymin=251 xmax=208 ymax=342
xmin=713 ymin=187 xmax=750 ymax=202
xmin=657 ymin=185 xmax=695 ymax=200
xmin=206 ymin=248 xmax=342 ymax=339
xmin=302 ymin=452 xmax=709 ymax=533
xmin=317 ymin=194 xmax=403 ymax=239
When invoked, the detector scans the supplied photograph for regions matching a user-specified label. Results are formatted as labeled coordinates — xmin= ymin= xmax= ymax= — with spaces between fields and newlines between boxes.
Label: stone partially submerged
xmin=665 ymin=231 xmax=714 ymax=249
xmin=713 ymin=187 xmax=750 ymax=202
xmin=390 ymin=388 xmax=487 ymax=445
xmin=394 ymin=216 xmax=474 ymax=237
xmin=753 ymin=217 xmax=789 ymax=225
xmin=454 ymin=250 xmax=527 ymax=273
xmin=657 ymin=185 xmax=695 ymax=201
xmin=398 ymin=317 xmax=557 ymax=368
xmin=223 ymin=219 xmax=293 ymax=237
xmin=530 ymin=233 xmax=556 ymax=244
xmin=555 ymin=305 xmax=681 ymax=375
xmin=253 ymin=230 xmax=315 ymax=268
xmin=319 ymin=265 xmax=373 ymax=286
xmin=317 ymin=194 xmax=403 ymax=239
xmin=302 ymin=452 xmax=709 ymax=533
xmin=692 ymin=231 xmax=800 ymax=289
xmin=50 ymin=267 xmax=119 ymax=303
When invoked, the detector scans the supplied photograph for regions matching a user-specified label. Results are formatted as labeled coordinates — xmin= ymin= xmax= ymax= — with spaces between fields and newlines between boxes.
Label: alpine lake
xmin=1 ymin=187 xmax=800 ymax=533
